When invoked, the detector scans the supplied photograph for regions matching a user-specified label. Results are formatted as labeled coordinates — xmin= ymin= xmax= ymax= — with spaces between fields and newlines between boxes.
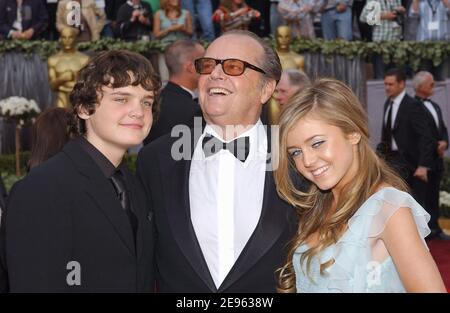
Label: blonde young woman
xmin=153 ymin=0 xmax=193 ymax=43
xmin=275 ymin=78 xmax=446 ymax=293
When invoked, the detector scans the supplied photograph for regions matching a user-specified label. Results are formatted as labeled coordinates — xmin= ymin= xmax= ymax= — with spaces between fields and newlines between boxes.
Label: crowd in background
xmin=1 ymin=0 xmax=449 ymax=43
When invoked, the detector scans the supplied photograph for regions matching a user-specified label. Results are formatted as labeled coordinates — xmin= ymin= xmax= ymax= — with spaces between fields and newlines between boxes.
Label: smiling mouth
xmin=311 ymin=166 xmax=329 ymax=177
xmin=121 ymin=124 xmax=143 ymax=129
xmin=208 ymin=87 xmax=232 ymax=96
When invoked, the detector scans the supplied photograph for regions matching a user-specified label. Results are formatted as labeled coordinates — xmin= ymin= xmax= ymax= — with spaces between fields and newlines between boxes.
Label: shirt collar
xmin=76 ymin=136 xmax=121 ymax=178
xmin=178 ymin=84 xmax=197 ymax=99
xmin=392 ymin=89 xmax=406 ymax=106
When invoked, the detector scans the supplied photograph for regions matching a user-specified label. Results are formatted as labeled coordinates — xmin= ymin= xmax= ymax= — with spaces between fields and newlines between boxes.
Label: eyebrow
xmin=286 ymin=135 xmax=324 ymax=150
xmin=108 ymin=91 xmax=154 ymax=99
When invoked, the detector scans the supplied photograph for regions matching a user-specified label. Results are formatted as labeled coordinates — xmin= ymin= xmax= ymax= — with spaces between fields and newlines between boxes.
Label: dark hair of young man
xmin=69 ymin=50 xmax=161 ymax=135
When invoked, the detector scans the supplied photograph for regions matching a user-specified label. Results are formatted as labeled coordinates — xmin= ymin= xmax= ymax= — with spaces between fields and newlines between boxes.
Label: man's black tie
xmin=384 ymin=100 xmax=393 ymax=148
xmin=110 ymin=170 xmax=137 ymax=243
xmin=202 ymin=134 xmax=250 ymax=162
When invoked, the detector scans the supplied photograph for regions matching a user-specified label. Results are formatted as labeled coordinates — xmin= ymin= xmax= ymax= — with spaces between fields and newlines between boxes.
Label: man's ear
xmin=186 ymin=61 xmax=195 ymax=74
xmin=260 ymin=79 xmax=277 ymax=104
xmin=77 ymin=105 xmax=91 ymax=120
xmin=348 ymin=132 xmax=361 ymax=145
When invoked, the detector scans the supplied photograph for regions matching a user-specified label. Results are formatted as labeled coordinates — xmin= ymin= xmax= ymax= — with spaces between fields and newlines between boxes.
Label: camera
xmin=394 ymin=9 xmax=405 ymax=25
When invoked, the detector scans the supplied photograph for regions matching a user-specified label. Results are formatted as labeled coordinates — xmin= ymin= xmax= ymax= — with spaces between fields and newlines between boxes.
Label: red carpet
xmin=428 ymin=240 xmax=450 ymax=292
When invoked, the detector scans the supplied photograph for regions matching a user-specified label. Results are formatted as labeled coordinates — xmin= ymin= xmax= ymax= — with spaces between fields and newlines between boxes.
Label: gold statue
xmin=269 ymin=25 xmax=305 ymax=124
xmin=275 ymin=25 xmax=305 ymax=70
xmin=48 ymin=27 xmax=90 ymax=108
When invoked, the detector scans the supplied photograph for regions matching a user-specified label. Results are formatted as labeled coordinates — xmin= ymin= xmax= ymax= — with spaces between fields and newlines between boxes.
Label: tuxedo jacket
xmin=380 ymin=93 xmax=435 ymax=172
xmin=415 ymin=96 xmax=449 ymax=172
xmin=145 ymin=82 xmax=202 ymax=144
xmin=137 ymin=128 xmax=298 ymax=293
xmin=5 ymin=140 xmax=155 ymax=292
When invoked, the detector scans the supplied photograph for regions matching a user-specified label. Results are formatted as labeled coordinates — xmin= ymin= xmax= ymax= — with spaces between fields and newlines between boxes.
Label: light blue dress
xmin=293 ymin=187 xmax=431 ymax=293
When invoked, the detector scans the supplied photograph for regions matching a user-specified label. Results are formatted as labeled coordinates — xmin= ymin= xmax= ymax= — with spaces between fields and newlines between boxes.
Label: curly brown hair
xmin=69 ymin=50 xmax=161 ymax=136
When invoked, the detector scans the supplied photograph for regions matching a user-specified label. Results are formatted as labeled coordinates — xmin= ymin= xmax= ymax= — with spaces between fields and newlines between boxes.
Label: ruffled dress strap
xmin=327 ymin=187 xmax=431 ymax=292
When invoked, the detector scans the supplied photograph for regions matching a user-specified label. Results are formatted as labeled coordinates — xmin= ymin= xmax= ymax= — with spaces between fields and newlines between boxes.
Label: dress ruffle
xmin=294 ymin=187 xmax=431 ymax=293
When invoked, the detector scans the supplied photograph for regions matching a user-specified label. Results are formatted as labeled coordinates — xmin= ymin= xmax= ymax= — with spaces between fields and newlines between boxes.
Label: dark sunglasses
xmin=194 ymin=57 xmax=266 ymax=76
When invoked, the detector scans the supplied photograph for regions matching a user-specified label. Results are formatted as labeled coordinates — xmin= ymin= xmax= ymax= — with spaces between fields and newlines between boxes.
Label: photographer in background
xmin=410 ymin=0 xmax=450 ymax=80
xmin=117 ymin=0 xmax=153 ymax=41
xmin=360 ymin=0 xmax=405 ymax=78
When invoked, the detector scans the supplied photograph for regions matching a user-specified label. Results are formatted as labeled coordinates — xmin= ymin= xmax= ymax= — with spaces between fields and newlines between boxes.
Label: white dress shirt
xmin=189 ymin=120 xmax=268 ymax=288
xmin=384 ymin=89 xmax=406 ymax=151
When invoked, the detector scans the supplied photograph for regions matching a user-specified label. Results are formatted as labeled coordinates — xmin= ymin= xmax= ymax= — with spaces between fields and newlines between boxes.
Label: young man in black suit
xmin=137 ymin=30 xmax=297 ymax=293
xmin=413 ymin=71 xmax=449 ymax=240
xmin=145 ymin=39 xmax=205 ymax=143
xmin=378 ymin=68 xmax=435 ymax=209
xmin=5 ymin=50 xmax=160 ymax=292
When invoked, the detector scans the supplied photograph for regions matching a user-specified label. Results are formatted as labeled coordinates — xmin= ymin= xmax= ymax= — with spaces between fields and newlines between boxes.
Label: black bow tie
xmin=416 ymin=96 xmax=431 ymax=102
xmin=202 ymin=134 xmax=250 ymax=162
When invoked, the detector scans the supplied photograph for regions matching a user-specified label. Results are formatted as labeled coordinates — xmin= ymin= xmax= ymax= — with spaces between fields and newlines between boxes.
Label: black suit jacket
xmin=415 ymin=96 xmax=449 ymax=172
xmin=145 ymin=82 xmax=202 ymax=144
xmin=0 ymin=0 xmax=48 ymax=39
xmin=380 ymin=93 xmax=435 ymax=173
xmin=137 ymin=127 xmax=297 ymax=293
xmin=5 ymin=140 xmax=155 ymax=292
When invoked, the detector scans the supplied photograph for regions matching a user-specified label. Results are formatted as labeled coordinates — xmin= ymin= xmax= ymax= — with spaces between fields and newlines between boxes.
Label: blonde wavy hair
xmin=160 ymin=0 xmax=182 ymax=17
xmin=275 ymin=78 xmax=408 ymax=293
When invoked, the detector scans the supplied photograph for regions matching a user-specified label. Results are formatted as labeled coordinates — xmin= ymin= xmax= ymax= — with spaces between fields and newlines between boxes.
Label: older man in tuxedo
xmin=378 ymin=68 xmax=435 ymax=210
xmin=137 ymin=30 xmax=297 ymax=292
xmin=413 ymin=71 xmax=449 ymax=240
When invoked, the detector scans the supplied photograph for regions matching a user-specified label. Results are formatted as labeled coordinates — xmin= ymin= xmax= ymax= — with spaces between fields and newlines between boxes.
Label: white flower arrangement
xmin=0 ymin=96 xmax=41 ymax=123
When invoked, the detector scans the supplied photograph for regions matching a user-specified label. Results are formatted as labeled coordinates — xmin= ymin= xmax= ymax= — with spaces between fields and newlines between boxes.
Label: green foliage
xmin=0 ymin=151 xmax=30 ymax=175
xmin=441 ymin=157 xmax=450 ymax=193
xmin=1 ymin=39 xmax=449 ymax=70
xmin=1 ymin=172 xmax=23 ymax=193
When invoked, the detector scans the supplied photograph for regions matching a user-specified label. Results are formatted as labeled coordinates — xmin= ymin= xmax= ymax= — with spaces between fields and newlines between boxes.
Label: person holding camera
xmin=117 ymin=0 xmax=153 ymax=41
xmin=360 ymin=0 xmax=406 ymax=78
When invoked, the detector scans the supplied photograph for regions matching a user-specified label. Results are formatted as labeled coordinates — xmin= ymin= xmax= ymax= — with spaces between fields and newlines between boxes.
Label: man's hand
xmin=131 ymin=9 xmax=141 ymax=22
xmin=382 ymin=11 xmax=397 ymax=20
xmin=21 ymin=28 xmax=34 ymax=40
xmin=413 ymin=166 xmax=428 ymax=182
xmin=138 ymin=14 xmax=149 ymax=24
xmin=336 ymin=3 xmax=347 ymax=13
xmin=11 ymin=30 xmax=22 ymax=40
xmin=437 ymin=140 xmax=448 ymax=158
xmin=394 ymin=6 xmax=406 ymax=14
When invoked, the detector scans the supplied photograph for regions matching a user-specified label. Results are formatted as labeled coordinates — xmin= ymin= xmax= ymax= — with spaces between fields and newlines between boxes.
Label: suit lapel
xmin=161 ymin=132 xmax=217 ymax=292
xmin=63 ymin=141 xmax=136 ymax=256
xmin=126 ymin=171 xmax=145 ymax=262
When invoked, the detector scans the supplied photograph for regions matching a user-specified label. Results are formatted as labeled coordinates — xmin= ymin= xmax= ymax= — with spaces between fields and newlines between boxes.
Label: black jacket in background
xmin=116 ymin=1 xmax=152 ymax=40
xmin=145 ymin=81 xmax=202 ymax=144
xmin=414 ymin=96 xmax=449 ymax=172
xmin=0 ymin=0 xmax=48 ymax=39
xmin=379 ymin=93 xmax=436 ymax=174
